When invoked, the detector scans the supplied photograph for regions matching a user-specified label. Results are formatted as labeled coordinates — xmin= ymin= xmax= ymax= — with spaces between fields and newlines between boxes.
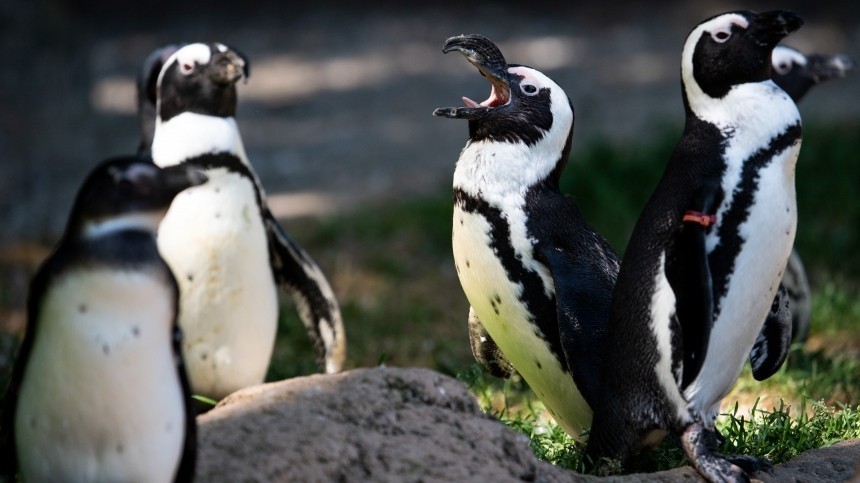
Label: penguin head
xmin=68 ymin=157 xmax=208 ymax=239
xmin=682 ymin=10 xmax=803 ymax=102
xmin=433 ymin=34 xmax=573 ymax=149
xmin=137 ymin=43 xmax=184 ymax=153
xmin=156 ymin=42 xmax=249 ymax=123
xmin=771 ymin=45 xmax=854 ymax=102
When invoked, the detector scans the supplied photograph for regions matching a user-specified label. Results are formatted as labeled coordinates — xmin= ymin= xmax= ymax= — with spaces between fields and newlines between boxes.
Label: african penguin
xmin=772 ymin=45 xmax=854 ymax=103
xmin=434 ymin=34 xmax=619 ymax=440
xmin=586 ymin=11 xmax=803 ymax=482
xmin=151 ymin=42 xmax=346 ymax=401
xmin=137 ymin=44 xmax=184 ymax=154
xmin=0 ymin=156 xmax=203 ymax=482
xmin=771 ymin=45 xmax=854 ymax=344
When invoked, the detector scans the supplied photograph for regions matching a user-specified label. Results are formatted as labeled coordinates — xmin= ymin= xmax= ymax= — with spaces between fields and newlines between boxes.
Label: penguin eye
xmin=711 ymin=29 xmax=732 ymax=43
xmin=520 ymin=83 xmax=539 ymax=96
xmin=774 ymin=61 xmax=792 ymax=75
xmin=180 ymin=62 xmax=195 ymax=75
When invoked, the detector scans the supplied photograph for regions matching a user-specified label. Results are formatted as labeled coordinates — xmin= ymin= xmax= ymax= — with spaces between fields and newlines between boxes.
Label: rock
xmin=196 ymin=366 xmax=589 ymax=482
xmin=197 ymin=366 xmax=860 ymax=482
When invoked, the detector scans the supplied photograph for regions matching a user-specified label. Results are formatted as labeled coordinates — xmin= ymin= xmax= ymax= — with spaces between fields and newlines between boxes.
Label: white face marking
xmin=681 ymin=13 xmax=749 ymax=108
xmin=16 ymin=269 xmax=185 ymax=482
xmin=772 ymin=46 xmax=806 ymax=75
xmin=163 ymin=42 xmax=211 ymax=81
xmin=83 ymin=211 xmax=164 ymax=239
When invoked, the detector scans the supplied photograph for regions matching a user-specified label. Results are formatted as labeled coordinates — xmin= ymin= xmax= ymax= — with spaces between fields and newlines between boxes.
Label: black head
xmin=771 ymin=45 xmax=855 ymax=102
xmin=67 ymin=156 xmax=208 ymax=238
xmin=683 ymin=10 xmax=803 ymax=100
xmin=157 ymin=42 xmax=250 ymax=122
xmin=137 ymin=43 xmax=184 ymax=153
xmin=433 ymin=34 xmax=573 ymax=148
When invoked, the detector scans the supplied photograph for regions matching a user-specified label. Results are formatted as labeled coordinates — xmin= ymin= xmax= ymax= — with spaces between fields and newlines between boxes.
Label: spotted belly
xmin=452 ymin=206 xmax=592 ymax=439
xmin=158 ymin=170 xmax=278 ymax=400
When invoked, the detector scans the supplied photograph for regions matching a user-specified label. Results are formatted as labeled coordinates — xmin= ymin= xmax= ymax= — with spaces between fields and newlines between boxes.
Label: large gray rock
xmin=197 ymin=367 xmax=860 ymax=482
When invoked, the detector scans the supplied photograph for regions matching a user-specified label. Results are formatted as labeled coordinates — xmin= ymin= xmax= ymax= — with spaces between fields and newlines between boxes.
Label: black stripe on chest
xmin=708 ymin=123 xmax=801 ymax=311
xmin=454 ymin=188 xmax=567 ymax=372
xmin=184 ymin=152 xmax=265 ymax=209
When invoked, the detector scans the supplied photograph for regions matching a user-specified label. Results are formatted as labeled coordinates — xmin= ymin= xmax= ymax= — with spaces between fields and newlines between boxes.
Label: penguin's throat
xmin=462 ymin=84 xmax=510 ymax=109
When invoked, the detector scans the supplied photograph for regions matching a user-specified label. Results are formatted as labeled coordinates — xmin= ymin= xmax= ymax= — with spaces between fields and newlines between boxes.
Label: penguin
xmin=586 ymin=11 xmax=803 ymax=482
xmin=136 ymin=44 xmax=184 ymax=154
xmin=772 ymin=45 xmax=855 ymax=103
xmin=151 ymin=42 xmax=346 ymax=401
xmin=434 ymin=34 xmax=620 ymax=440
xmin=770 ymin=45 xmax=854 ymax=344
xmin=0 ymin=156 xmax=203 ymax=482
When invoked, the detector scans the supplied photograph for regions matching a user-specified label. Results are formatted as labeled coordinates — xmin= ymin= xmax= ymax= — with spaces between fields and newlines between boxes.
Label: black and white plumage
xmin=772 ymin=45 xmax=854 ymax=103
xmin=434 ymin=34 xmax=619 ymax=439
xmin=137 ymin=44 xmax=184 ymax=154
xmin=151 ymin=42 xmax=346 ymax=401
xmin=771 ymin=45 xmax=854 ymax=344
xmin=586 ymin=11 xmax=803 ymax=482
xmin=0 ymin=156 xmax=202 ymax=482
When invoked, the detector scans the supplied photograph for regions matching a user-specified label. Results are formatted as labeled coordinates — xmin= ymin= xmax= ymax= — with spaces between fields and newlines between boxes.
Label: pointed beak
xmin=806 ymin=53 xmax=855 ymax=82
xmin=748 ymin=11 xmax=803 ymax=48
xmin=160 ymin=164 xmax=208 ymax=197
xmin=210 ymin=49 xmax=249 ymax=86
xmin=433 ymin=34 xmax=512 ymax=120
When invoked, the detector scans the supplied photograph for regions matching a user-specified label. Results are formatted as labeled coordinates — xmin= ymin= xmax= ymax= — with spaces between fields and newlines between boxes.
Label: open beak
xmin=433 ymin=34 xmax=512 ymax=120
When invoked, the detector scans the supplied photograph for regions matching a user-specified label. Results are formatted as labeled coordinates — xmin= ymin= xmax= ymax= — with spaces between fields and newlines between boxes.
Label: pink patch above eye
xmin=181 ymin=63 xmax=193 ymax=73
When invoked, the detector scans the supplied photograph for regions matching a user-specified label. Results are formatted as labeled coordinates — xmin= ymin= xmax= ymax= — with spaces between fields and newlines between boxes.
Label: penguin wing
xmin=749 ymin=284 xmax=793 ymax=381
xmin=467 ymin=307 xmax=514 ymax=379
xmin=262 ymin=209 xmax=346 ymax=374
xmin=664 ymin=182 xmax=721 ymax=389
xmin=541 ymin=245 xmax=612 ymax=407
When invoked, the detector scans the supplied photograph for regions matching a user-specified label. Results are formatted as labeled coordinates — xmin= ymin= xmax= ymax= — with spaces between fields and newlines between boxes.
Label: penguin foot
xmin=681 ymin=423 xmax=750 ymax=483
xmin=724 ymin=454 xmax=773 ymax=474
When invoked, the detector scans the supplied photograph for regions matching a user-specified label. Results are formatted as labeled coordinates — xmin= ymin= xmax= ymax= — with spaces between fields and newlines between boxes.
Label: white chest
xmin=16 ymin=269 xmax=185 ymax=483
xmin=157 ymin=168 xmax=278 ymax=399
xmin=452 ymin=206 xmax=592 ymax=439
xmin=686 ymin=136 xmax=800 ymax=416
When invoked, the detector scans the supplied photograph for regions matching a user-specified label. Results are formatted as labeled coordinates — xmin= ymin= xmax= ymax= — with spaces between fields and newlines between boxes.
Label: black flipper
xmin=541 ymin=246 xmax=612 ymax=408
xmin=749 ymin=284 xmax=792 ymax=381
xmin=262 ymin=208 xmax=346 ymax=374
xmin=665 ymin=181 xmax=720 ymax=389
xmin=467 ymin=307 xmax=514 ymax=379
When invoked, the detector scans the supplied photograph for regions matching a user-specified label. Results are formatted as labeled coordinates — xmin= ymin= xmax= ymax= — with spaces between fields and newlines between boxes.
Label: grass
xmin=0 ymin=120 xmax=857 ymax=475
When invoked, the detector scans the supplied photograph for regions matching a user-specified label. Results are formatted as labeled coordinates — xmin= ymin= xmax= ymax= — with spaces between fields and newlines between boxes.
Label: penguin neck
xmin=78 ymin=211 xmax=164 ymax=240
xmin=684 ymin=80 xmax=800 ymax=135
xmin=453 ymin=126 xmax=570 ymax=206
xmin=152 ymin=111 xmax=249 ymax=168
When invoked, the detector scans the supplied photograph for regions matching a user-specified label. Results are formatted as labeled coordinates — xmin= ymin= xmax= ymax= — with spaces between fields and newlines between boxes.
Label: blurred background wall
xmin=1 ymin=0 xmax=857 ymax=243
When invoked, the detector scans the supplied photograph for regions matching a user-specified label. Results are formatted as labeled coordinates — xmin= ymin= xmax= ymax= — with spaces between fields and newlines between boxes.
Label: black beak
xmin=433 ymin=34 xmax=512 ymax=120
xmin=807 ymin=53 xmax=855 ymax=82
xmin=748 ymin=11 xmax=803 ymax=48
xmin=210 ymin=47 xmax=249 ymax=86
xmin=160 ymin=164 xmax=209 ymax=197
